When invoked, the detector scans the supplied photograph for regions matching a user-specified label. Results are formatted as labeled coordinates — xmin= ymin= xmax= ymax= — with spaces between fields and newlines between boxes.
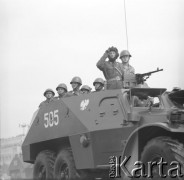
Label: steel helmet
xmin=44 ymin=88 xmax=55 ymax=96
xmin=93 ymin=78 xmax=105 ymax=86
xmin=120 ymin=50 xmax=132 ymax=58
xmin=70 ymin=76 xmax=82 ymax=85
xmin=81 ymin=85 xmax=91 ymax=92
xmin=56 ymin=83 xmax=68 ymax=92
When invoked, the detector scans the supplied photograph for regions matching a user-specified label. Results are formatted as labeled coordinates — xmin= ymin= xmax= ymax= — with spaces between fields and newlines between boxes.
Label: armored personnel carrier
xmin=22 ymin=70 xmax=184 ymax=180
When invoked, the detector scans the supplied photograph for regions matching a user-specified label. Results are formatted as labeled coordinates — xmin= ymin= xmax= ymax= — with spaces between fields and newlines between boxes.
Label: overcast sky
xmin=0 ymin=0 xmax=184 ymax=138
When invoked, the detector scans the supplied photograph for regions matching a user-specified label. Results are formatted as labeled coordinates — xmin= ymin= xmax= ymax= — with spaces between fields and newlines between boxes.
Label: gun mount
xmin=123 ymin=68 xmax=163 ymax=89
xmin=136 ymin=67 xmax=163 ymax=84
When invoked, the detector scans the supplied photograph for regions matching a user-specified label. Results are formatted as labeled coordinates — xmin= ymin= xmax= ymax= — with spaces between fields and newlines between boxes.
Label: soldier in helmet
xmin=67 ymin=76 xmax=82 ymax=96
xmin=39 ymin=88 xmax=55 ymax=108
xmin=119 ymin=50 xmax=136 ymax=88
xmin=80 ymin=85 xmax=92 ymax=94
xmin=93 ymin=78 xmax=105 ymax=92
xmin=55 ymin=83 xmax=68 ymax=99
xmin=119 ymin=50 xmax=135 ymax=75
xmin=96 ymin=46 xmax=124 ymax=89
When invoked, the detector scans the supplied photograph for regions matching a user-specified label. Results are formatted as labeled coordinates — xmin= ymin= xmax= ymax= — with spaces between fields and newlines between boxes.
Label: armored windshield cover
xmin=130 ymin=88 xmax=167 ymax=98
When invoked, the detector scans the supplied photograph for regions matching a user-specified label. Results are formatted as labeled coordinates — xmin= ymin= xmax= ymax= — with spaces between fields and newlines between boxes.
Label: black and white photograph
xmin=0 ymin=0 xmax=184 ymax=179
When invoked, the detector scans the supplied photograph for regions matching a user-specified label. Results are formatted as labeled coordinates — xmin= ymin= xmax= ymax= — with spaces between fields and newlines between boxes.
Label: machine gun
xmin=136 ymin=68 xmax=163 ymax=84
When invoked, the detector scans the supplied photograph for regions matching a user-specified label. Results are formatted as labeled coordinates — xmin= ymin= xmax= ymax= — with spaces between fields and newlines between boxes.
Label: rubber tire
xmin=140 ymin=137 xmax=182 ymax=180
xmin=54 ymin=149 xmax=79 ymax=180
xmin=33 ymin=150 xmax=55 ymax=180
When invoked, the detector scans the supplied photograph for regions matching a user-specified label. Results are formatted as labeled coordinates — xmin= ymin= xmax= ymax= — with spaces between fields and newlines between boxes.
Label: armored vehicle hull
xmin=22 ymin=88 xmax=184 ymax=179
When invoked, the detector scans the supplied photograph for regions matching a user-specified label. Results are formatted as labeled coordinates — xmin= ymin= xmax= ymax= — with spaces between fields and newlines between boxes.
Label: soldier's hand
xmin=104 ymin=50 xmax=109 ymax=58
xmin=105 ymin=48 xmax=110 ymax=54
xmin=103 ymin=48 xmax=109 ymax=56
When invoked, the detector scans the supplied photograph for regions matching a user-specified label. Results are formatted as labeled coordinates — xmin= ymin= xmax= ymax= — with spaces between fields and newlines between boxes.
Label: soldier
xmin=97 ymin=46 xmax=124 ymax=90
xmin=133 ymin=96 xmax=150 ymax=107
xmin=119 ymin=50 xmax=135 ymax=75
xmin=93 ymin=78 xmax=105 ymax=92
xmin=80 ymin=85 xmax=92 ymax=94
xmin=55 ymin=83 xmax=68 ymax=99
xmin=67 ymin=76 xmax=82 ymax=96
xmin=119 ymin=50 xmax=136 ymax=88
xmin=39 ymin=88 xmax=55 ymax=108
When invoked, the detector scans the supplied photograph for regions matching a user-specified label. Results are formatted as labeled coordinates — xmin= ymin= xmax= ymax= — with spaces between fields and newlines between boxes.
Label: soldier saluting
xmin=96 ymin=46 xmax=124 ymax=89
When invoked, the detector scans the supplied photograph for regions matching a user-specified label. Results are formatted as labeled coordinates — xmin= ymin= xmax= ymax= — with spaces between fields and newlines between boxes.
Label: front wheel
xmin=140 ymin=137 xmax=184 ymax=180
xmin=54 ymin=149 xmax=79 ymax=180
xmin=33 ymin=150 xmax=55 ymax=180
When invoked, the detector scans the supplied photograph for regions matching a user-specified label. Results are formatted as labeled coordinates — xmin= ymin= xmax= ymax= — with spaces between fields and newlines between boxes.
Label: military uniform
xmin=133 ymin=96 xmax=153 ymax=107
xmin=119 ymin=50 xmax=136 ymax=88
xmin=54 ymin=94 xmax=67 ymax=99
xmin=121 ymin=65 xmax=136 ymax=88
xmin=120 ymin=64 xmax=135 ymax=75
xmin=96 ymin=53 xmax=124 ymax=89
xmin=66 ymin=90 xmax=81 ymax=97
xmin=39 ymin=98 xmax=55 ymax=108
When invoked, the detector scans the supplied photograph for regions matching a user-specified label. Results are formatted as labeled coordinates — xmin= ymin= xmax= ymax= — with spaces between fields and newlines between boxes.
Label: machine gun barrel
xmin=141 ymin=68 xmax=163 ymax=76
xmin=136 ymin=68 xmax=163 ymax=84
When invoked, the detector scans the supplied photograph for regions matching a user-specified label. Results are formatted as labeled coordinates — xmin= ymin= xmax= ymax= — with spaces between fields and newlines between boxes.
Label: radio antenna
xmin=124 ymin=0 xmax=129 ymax=50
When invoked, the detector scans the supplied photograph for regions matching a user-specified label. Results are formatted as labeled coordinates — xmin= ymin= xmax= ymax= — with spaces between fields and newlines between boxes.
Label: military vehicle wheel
xmin=33 ymin=150 xmax=55 ymax=180
xmin=140 ymin=137 xmax=184 ymax=180
xmin=54 ymin=149 xmax=78 ymax=180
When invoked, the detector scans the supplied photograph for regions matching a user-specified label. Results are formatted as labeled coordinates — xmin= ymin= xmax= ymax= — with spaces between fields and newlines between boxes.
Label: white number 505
xmin=44 ymin=110 xmax=59 ymax=128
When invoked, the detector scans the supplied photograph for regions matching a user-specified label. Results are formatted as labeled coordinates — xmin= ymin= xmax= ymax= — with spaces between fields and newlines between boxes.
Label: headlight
xmin=169 ymin=109 xmax=184 ymax=123
xmin=80 ymin=134 xmax=90 ymax=147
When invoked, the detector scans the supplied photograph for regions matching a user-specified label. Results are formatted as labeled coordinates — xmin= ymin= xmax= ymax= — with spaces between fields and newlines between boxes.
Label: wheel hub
xmin=60 ymin=164 xmax=69 ymax=180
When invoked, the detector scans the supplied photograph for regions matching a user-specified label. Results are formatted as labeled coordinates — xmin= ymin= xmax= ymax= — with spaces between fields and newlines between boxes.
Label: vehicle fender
xmin=122 ymin=122 xmax=176 ymax=175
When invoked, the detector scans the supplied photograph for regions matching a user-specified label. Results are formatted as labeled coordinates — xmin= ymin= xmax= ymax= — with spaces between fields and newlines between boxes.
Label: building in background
xmin=0 ymin=134 xmax=25 ymax=177
xmin=8 ymin=154 xmax=33 ymax=179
